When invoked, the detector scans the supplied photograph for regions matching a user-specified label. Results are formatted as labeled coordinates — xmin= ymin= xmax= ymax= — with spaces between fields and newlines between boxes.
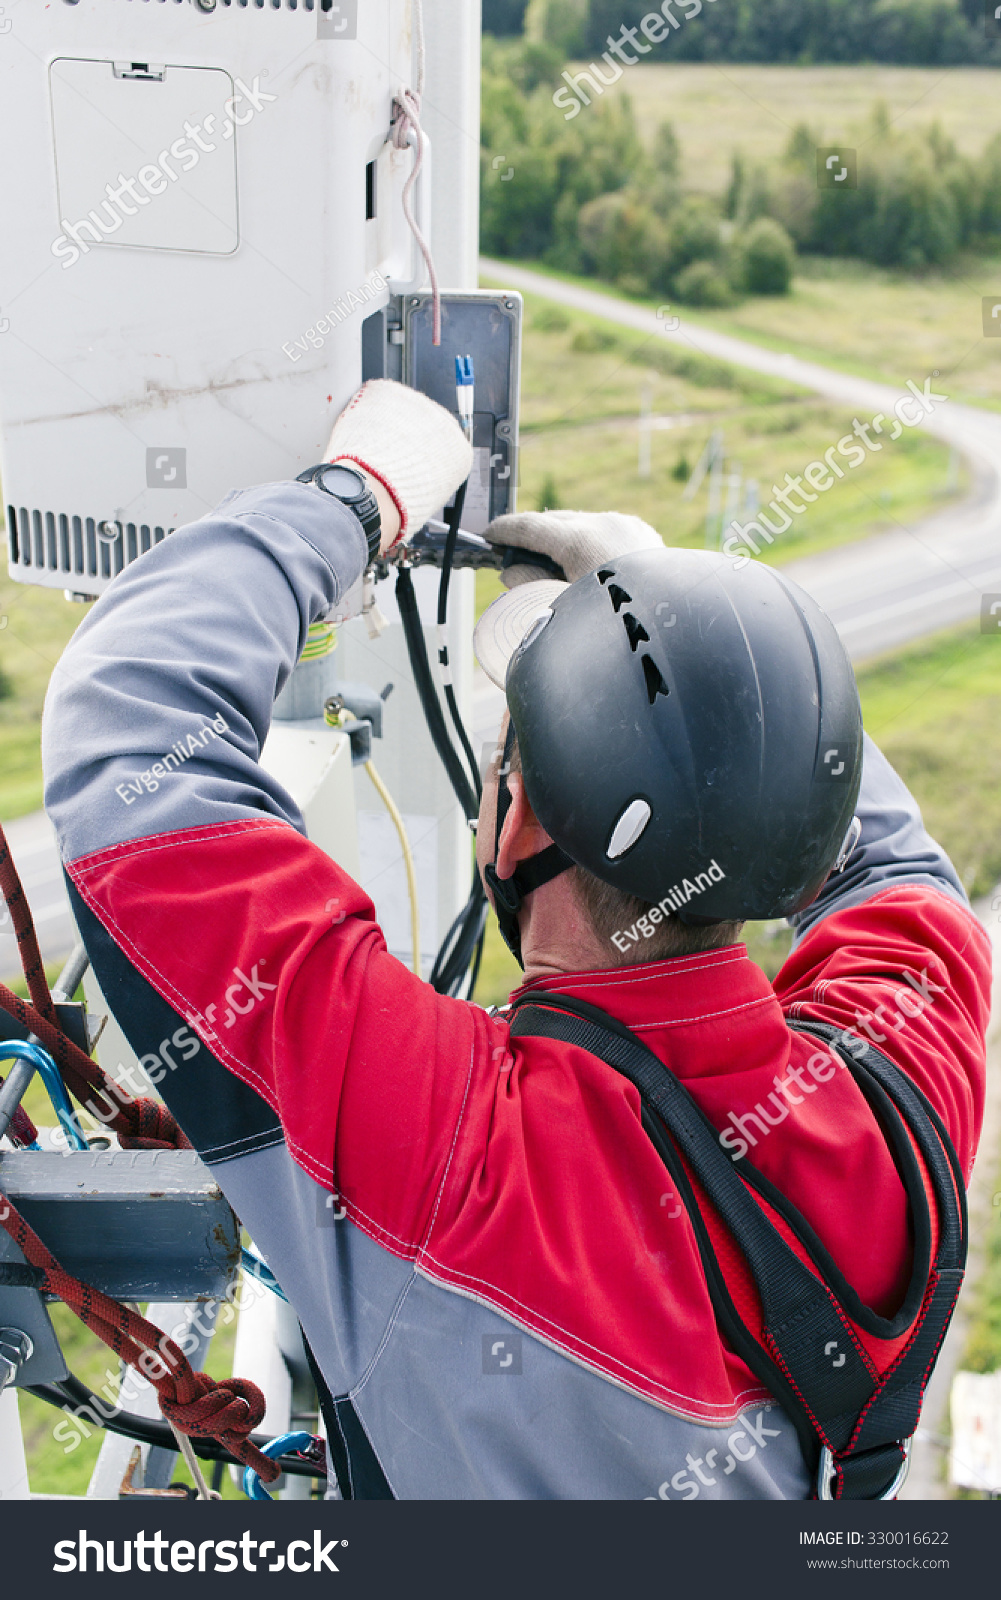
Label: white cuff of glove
xmin=483 ymin=510 xmax=663 ymax=587
xmin=325 ymin=379 xmax=473 ymax=545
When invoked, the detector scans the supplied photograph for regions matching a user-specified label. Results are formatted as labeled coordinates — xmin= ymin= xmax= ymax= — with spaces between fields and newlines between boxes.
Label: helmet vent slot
xmin=607 ymin=798 xmax=652 ymax=860
xmin=641 ymin=655 xmax=670 ymax=704
xmin=622 ymin=613 xmax=649 ymax=652
xmin=607 ymin=583 xmax=631 ymax=613
xmin=597 ymin=569 xmax=615 ymax=586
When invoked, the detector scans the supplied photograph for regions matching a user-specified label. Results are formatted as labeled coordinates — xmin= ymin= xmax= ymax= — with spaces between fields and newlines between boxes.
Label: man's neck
xmin=517 ymin=890 xmax=618 ymax=986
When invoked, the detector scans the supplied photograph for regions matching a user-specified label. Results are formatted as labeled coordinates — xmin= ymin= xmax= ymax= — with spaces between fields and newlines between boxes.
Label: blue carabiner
xmin=241 ymin=1246 xmax=289 ymax=1303
xmin=0 ymin=1039 xmax=89 ymax=1151
xmin=242 ymin=1431 xmax=316 ymax=1501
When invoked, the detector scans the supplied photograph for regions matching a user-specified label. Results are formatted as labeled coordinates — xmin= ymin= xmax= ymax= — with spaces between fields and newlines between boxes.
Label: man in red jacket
xmin=43 ymin=381 xmax=991 ymax=1500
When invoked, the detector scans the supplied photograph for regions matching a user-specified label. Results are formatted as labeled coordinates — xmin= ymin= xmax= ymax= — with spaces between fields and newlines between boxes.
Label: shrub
xmin=664 ymin=197 xmax=726 ymax=278
xmin=571 ymin=325 xmax=618 ymax=352
xmin=578 ymin=191 xmax=671 ymax=289
xmin=535 ymin=473 xmax=561 ymax=510
xmin=673 ymin=260 xmax=734 ymax=308
xmin=531 ymin=304 xmax=570 ymax=333
xmin=734 ymin=217 xmax=796 ymax=295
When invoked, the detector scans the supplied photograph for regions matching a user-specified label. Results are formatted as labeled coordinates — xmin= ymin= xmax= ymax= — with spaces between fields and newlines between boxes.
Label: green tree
xmin=733 ymin=217 xmax=796 ymax=295
xmin=524 ymin=0 xmax=588 ymax=54
xmin=663 ymin=196 xmax=725 ymax=278
xmin=483 ymin=0 xmax=531 ymax=35
xmin=578 ymin=192 xmax=671 ymax=289
xmin=673 ymin=260 xmax=733 ymax=308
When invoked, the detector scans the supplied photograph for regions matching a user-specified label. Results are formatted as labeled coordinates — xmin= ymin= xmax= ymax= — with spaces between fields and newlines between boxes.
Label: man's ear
xmin=495 ymin=773 xmax=554 ymax=881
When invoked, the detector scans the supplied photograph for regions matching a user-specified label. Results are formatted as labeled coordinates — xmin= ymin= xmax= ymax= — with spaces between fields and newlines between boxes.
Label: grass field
xmin=472 ymin=285 xmax=962 ymax=618
xmin=589 ymin=63 xmax=1001 ymax=196
xmin=520 ymin=61 xmax=1001 ymax=409
xmin=0 ymin=576 xmax=92 ymax=819
xmin=673 ymin=254 xmax=1001 ymax=414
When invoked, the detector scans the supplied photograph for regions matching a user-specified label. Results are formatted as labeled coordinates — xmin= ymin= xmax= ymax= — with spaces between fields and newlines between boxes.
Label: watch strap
xmin=296 ymin=462 xmax=382 ymax=564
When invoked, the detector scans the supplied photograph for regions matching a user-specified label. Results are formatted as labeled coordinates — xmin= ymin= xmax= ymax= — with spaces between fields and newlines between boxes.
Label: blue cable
xmin=242 ymin=1431 xmax=315 ymax=1501
xmin=455 ymin=354 xmax=475 ymax=440
xmin=0 ymin=1039 xmax=89 ymax=1152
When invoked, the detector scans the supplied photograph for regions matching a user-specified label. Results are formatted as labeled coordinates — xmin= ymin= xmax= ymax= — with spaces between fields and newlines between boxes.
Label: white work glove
xmin=483 ymin=509 xmax=663 ymax=588
xmin=325 ymin=379 xmax=473 ymax=546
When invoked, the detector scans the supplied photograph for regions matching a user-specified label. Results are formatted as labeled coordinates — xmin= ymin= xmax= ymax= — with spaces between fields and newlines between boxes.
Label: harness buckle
xmin=817 ymin=1436 xmax=913 ymax=1501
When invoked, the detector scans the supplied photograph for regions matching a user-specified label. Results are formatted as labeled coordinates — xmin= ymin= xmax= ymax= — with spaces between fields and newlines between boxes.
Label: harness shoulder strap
xmin=508 ymin=991 xmax=966 ymax=1500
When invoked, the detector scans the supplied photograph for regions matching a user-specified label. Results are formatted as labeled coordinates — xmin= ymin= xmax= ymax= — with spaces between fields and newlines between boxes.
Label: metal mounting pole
xmin=0 ymin=1060 xmax=36 ymax=1146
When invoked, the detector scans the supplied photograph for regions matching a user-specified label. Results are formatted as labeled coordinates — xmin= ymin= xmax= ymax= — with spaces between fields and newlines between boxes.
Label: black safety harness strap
xmin=508 ymin=993 xmax=966 ymax=1500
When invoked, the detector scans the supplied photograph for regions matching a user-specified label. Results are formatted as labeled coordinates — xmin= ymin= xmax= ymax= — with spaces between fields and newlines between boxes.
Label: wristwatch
xmin=297 ymin=462 xmax=382 ymax=564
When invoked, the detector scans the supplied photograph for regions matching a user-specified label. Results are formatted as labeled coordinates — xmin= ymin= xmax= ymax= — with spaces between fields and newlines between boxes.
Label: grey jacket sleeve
xmin=789 ymin=732 xmax=969 ymax=945
xmin=42 ymin=481 xmax=368 ymax=864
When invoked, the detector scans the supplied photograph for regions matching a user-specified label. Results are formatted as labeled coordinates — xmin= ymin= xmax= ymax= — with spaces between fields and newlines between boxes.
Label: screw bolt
xmin=0 ymin=1328 xmax=33 ymax=1393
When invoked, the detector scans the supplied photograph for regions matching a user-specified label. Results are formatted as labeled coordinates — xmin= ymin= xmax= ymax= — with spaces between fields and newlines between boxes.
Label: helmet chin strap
xmin=482 ymin=721 xmax=574 ymax=970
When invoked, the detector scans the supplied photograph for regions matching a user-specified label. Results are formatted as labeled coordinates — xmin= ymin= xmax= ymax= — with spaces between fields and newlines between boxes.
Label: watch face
xmin=318 ymin=463 xmax=366 ymax=501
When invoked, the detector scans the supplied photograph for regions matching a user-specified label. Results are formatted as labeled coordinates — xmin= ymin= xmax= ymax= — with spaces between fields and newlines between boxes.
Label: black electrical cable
xmin=397 ymin=480 xmax=510 ymax=996
xmin=437 ymin=481 xmax=482 ymax=805
xmin=396 ymin=565 xmax=478 ymax=823
xmin=430 ymin=884 xmax=476 ymax=991
xmin=430 ymin=878 xmax=488 ymax=997
xmin=394 ymin=561 xmax=492 ymax=993
xmin=25 ymin=1376 xmax=324 ymax=1481
xmin=465 ymin=924 xmax=487 ymax=1002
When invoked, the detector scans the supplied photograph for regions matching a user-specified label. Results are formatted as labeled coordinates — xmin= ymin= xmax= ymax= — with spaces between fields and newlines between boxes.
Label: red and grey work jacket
xmin=42 ymin=482 xmax=992 ymax=1499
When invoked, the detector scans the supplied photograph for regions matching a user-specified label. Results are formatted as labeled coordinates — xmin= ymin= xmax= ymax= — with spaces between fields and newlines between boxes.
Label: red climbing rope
xmin=0 ymin=822 xmax=279 ymax=1484
xmin=0 ymin=1197 xmax=278 ymax=1482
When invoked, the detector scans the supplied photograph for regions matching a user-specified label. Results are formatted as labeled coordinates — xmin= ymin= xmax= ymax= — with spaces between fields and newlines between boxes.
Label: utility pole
xmin=638 ymin=380 xmax=654 ymax=479
xmin=682 ymin=428 xmax=725 ymax=548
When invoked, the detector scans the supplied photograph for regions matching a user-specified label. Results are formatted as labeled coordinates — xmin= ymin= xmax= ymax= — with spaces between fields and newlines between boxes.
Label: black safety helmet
xmin=479 ymin=547 xmax=862 ymax=955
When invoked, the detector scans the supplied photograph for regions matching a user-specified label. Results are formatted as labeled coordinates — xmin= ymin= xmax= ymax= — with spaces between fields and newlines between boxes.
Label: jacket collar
xmin=507 ymin=945 xmax=790 ymax=1084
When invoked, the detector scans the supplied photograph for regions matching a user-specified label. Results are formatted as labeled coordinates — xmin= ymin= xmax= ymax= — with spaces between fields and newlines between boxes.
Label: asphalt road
xmin=0 ymin=809 xmax=77 ymax=981
xmin=480 ymin=257 xmax=1001 ymax=662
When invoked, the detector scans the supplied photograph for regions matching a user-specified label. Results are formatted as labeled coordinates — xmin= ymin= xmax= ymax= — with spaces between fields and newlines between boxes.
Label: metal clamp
xmin=817 ymin=1436 xmax=913 ymax=1500
xmin=0 ymin=1327 xmax=33 ymax=1394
